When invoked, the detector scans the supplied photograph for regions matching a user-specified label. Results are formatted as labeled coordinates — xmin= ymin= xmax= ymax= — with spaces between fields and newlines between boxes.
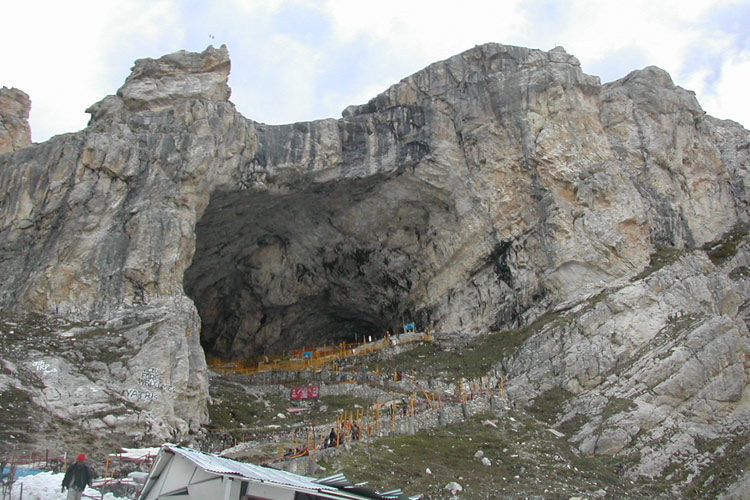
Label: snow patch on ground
xmin=7 ymin=471 xmax=129 ymax=500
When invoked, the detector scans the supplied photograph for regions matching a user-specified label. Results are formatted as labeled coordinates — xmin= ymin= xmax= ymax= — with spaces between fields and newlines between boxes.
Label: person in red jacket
xmin=61 ymin=453 xmax=92 ymax=500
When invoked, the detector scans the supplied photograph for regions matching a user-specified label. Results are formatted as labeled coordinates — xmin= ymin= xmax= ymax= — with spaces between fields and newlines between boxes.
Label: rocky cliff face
xmin=0 ymin=87 xmax=31 ymax=153
xmin=0 ymin=42 xmax=748 ymax=472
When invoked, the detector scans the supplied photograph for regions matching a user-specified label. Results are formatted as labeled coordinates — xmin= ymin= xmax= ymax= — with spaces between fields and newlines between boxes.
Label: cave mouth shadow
xmin=184 ymin=174 xmax=450 ymax=361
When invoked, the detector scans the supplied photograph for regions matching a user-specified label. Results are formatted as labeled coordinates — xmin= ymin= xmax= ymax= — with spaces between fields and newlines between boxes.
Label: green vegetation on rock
xmin=704 ymin=223 xmax=750 ymax=265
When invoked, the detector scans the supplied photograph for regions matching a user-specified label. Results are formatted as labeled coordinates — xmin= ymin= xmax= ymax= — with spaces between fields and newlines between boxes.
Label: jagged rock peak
xmin=0 ymin=86 xmax=31 ymax=153
xmin=343 ymin=43 xmax=587 ymax=117
xmin=618 ymin=65 xmax=676 ymax=88
xmin=87 ymin=44 xmax=231 ymax=120
xmin=126 ymin=44 xmax=230 ymax=82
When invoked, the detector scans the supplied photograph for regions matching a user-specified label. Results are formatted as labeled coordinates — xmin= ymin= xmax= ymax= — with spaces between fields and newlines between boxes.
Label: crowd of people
xmin=320 ymin=420 xmax=361 ymax=450
xmin=280 ymin=421 xmax=363 ymax=461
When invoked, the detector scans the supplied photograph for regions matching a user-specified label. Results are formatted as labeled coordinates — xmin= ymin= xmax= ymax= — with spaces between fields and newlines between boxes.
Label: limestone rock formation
xmin=0 ymin=41 xmax=749 ymax=489
xmin=0 ymin=86 xmax=31 ymax=153
xmin=503 ymin=243 xmax=750 ymax=480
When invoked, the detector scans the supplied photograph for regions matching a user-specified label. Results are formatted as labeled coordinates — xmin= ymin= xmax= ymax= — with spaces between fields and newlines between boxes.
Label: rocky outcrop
xmin=185 ymin=45 xmax=749 ymax=358
xmin=0 ymin=87 xmax=31 ymax=153
xmin=503 ymin=239 xmax=750 ymax=482
xmin=0 ymin=47 xmax=236 ymax=443
xmin=87 ymin=44 xmax=231 ymax=120
xmin=0 ymin=41 xmax=748 ymax=470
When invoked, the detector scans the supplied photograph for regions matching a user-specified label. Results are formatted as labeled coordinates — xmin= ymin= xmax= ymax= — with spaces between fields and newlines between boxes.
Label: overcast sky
xmin=2 ymin=0 xmax=748 ymax=143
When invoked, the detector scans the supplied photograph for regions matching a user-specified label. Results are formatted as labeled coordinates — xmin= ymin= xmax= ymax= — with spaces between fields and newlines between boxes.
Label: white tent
xmin=136 ymin=445 xmax=418 ymax=500
xmin=108 ymin=447 xmax=162 ymax=463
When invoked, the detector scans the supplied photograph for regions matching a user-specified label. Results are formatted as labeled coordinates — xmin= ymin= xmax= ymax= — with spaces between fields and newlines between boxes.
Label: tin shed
xmin=136 ymin=445 xmax=418 ymax=500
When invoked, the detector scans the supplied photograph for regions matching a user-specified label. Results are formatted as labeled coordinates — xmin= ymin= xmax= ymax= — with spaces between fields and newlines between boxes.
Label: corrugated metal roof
xmin=378 ymin=489 xmax=404 ymax=497
xmin=165 ymin=445 xmax=337 ymax=492
xmin=316 ymin=472 xmax=351 ymax=487
xmin=340 ymin=486 xmax=412 ymax=500
xmin=150 ymin=445 xmax=422 ymax=500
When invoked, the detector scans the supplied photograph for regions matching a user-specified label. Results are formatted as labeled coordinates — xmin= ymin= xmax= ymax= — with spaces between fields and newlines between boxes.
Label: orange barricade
xmin=208 ymin=332 xmax=432 ymax=376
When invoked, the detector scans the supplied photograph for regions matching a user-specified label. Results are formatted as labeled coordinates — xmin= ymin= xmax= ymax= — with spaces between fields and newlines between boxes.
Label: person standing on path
xmin=62 ymin=453 xmax=92 ymax=500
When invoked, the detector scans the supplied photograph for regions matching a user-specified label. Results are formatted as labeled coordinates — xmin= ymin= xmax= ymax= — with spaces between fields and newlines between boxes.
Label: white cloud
xmin=228 ymin=0 xmax=285 ymax=15
xmin=323 ymin=0 xmax=527 ymax=66
xmin=254 ymin=34 xmax=324 ymax=123
xmin=687 ymin=50 xmax=750 ymax=126
xmin=551 ymin=0 xmax=722 ymax=74
xmin=298 ymin=0 xmax=531 ymax=120
xmin=2 ymin=0 xmax=748 ymax=140
xmin=1 ymin=0 xmax=183 ymax=142
xmin=515 ymin=0 xmax=749 ymax=128
xmin=3 ymin=1 xmax=115 ymax=140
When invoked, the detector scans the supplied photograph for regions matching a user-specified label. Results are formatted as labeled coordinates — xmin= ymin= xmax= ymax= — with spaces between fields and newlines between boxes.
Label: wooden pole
xmin=390 ymin=403 xmax=396 ymax=433
xmin=376 ymin=403 xmax=381 ymax=434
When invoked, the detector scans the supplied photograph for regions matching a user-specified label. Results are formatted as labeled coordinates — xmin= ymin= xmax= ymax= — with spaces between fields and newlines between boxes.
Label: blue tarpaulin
xmin=2 ymin=466 xmax=44 ymax=479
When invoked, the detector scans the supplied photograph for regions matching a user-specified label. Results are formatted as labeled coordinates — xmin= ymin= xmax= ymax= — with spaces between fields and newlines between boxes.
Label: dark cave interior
xmin=183 ymin=173 xmax=457 ymax=360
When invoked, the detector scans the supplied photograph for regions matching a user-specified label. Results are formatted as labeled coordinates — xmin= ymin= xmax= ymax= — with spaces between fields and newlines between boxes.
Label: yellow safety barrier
xmin=208 ymin=331 xmax=433 ymax=376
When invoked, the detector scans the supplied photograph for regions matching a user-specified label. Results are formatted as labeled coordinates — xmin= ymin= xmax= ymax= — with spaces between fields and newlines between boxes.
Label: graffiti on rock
xmin=122 ymin=389 xmax=158 ymax=402
xmin=31 ymin=359 xmax=56 ymax=375
xmin=137 ymin=367 xmax=176 ymax=393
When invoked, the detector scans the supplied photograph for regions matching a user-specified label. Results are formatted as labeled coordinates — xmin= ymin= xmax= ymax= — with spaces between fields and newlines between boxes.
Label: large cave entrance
xmin=184 ymin=171 xmax=456 ymax=360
